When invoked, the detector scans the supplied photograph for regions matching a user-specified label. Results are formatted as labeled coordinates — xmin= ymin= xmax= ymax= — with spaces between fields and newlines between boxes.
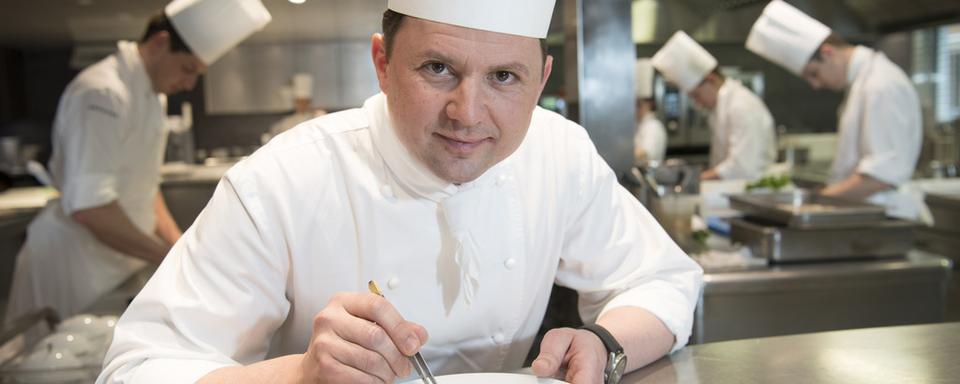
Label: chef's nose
xmin=445 ymin=76 xmax=483 ymax=127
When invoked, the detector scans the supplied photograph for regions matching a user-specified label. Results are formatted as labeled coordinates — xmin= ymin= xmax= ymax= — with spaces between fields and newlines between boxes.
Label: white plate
xmin=402 ymin=373 xmax=568 ymax=384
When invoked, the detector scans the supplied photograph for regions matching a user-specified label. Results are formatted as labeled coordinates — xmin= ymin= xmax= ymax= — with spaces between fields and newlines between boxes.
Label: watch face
xmin=610 ymin=353 xmax=627 ymax=383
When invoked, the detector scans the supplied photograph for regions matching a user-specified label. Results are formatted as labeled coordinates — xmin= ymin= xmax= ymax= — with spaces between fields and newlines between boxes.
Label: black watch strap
xmin=580 ymin=323 xmax=624 ymax=355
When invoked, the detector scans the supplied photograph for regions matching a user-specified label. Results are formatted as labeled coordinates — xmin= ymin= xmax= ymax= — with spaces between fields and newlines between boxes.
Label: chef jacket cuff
xmin=61 ymin=172 xmax=118 ymax=215
xmin=598 ymin=281 xmax=698 ymax=353
xmin=124 ymin=358 xmax=233 ymax=383
xmin=857 ymin=154 xmax=909 ymax=187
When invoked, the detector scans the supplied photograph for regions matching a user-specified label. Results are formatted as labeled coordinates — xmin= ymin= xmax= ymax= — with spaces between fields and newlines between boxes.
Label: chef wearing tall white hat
xmin=267 ymin=73 xmax=327 ymax=140
xmin=5 ymin=0 xmax=270 ymax=326
xmin=633 ymin=58 xmax=668 ymax=163
xmin=746 ymin=0 xmax=922 ymax=218
xmin=98 ymin=0 xmax=703 ymax=383
xmin=652 ymin=31 xmax=776 ymax=181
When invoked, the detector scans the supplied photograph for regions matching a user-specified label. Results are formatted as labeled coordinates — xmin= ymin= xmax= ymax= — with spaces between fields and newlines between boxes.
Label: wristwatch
xmin=579 ymin=324 xmax=627 ymax=384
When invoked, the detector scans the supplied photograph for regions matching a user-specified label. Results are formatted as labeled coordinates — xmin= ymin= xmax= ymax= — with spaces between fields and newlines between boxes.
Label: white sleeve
xmin=97 ymin=166 xmax=291 ymax=383
xmin=555 ymin=126 xmax=703 ymax=352
xmin=713 ymin=104 xmax=773 ymax=181
xmin=58 ymin=88 xmax=123 ymax=214
xmin=855 ymin=83 xmax=922 ymax=186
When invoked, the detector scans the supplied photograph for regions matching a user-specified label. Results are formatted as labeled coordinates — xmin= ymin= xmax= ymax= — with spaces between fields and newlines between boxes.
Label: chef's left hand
xmin=531 ymin=327 xmax=606 ymax=384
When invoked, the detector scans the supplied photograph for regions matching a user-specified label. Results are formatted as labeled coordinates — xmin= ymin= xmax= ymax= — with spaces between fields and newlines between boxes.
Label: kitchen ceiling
xmin=0 ymin=0 xmax=958 ymax=49
xmin=0 ymin=0 xmax=388 ymax=48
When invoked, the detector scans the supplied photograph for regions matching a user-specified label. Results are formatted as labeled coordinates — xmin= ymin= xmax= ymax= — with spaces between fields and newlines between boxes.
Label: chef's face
xmin=153 ymin=51 xmax=206 ymax=95
xmin=800 ymin=45 xmax=846 ymax=92
xmin=144 ymin=31 xmax=206 ymax=95
xmin=372 ymin=17 xmax=553 ymax=184
xmin=688 ymin=76 xmax=719 ymax=110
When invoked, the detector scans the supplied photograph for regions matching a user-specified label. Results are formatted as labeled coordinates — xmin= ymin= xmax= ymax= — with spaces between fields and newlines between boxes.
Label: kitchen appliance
xmin=728 ymin=190 xmax=887 ymax=228
xmin=728 ymin=191 xmax=916 ymax=262
xmin=730 ymin=217 xmax=916 ymax=262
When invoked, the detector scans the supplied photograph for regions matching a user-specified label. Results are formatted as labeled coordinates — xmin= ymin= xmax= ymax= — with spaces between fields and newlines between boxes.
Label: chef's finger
xmin=318 ymin=348 xmax=391 ymax=384
xmin=328 ymin=334 xmax=402 ymax=383
xmin=339 ymin=292 xmax=427 ymax=356
xmin=330 ymin=310 xmax=413 ymax=378
xmin=563 ymin=350 xmax=603 ymax=384
xmin=532 ymin=328 xmax=575 ymax=378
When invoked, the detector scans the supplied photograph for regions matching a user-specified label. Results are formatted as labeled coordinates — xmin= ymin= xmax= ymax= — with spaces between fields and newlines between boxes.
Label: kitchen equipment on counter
xmin=729 ymin=190 xmax=886 ymax=228
xmin=652 ymin=193 xmax=700 ymax=252
xmin=730 ymin=218 xmax=917 ymax=262
xmin=726 ymin=190 xmax=917 ymax=263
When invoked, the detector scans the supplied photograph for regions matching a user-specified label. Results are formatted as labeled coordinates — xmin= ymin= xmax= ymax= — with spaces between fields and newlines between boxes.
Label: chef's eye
xmin=494 ymin=71 xmax=515 ymax=84
xmin=425 ymin=62 xmax=449 ymax=75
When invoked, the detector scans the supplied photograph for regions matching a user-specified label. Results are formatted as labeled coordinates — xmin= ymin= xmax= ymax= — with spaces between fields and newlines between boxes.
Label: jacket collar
xmin=845 ymin=45 xmax=873 ymax=89
xmin=365 ymin=93 xmax=459 ymax=202
xmin=116 ymin=41 xmax=158 ymax=99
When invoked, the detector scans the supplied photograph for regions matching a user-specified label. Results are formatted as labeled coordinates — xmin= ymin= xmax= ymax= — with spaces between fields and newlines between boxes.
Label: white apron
xmin=5 ymin=41 xmax=165 ymax=323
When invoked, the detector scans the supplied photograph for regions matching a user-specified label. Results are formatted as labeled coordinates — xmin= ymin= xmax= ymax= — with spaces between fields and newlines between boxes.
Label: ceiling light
xmin=289 ymin=0 xmax=305 ymax=4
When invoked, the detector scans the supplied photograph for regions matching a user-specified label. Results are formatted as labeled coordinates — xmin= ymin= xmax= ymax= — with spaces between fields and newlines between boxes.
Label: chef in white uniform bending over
xmin=5 ymin=0 xmax=270 ymax=324
xmin=747 ymin=0 xmax=922 ymax=218
xmin=634 ymin=58 xmax=667 ymax=163
xmin=99 ymin=1 xmax=703 ymax=383
xmin=653 ymin=31 xmax=776 ymax=181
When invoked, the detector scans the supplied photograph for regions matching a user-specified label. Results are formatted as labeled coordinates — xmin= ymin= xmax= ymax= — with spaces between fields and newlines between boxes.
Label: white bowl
xmin=37 ymin=332 xmax=97 ymax=357
xmin=57 ymin=314 xmax=116 ymax=341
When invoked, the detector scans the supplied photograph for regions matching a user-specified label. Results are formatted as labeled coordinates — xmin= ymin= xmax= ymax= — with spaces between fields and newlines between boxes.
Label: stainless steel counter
xmin=695 ymin=250 xmax=952 ymax=343
xmin=624 ymin=321 xmax=960 ymax=384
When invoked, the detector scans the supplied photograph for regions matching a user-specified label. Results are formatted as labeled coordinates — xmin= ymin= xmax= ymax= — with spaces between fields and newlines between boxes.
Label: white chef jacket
xmin=267 ymin=111 xmax=314 ymax=138
xmin=98 ymin=93 xmax=703 ymax=383
xmin=5 ymin=41 xmax=162 ymax=324
xmin=708 ymin=79 xmax=776 ymax=180
xmin=634 ymin=114 xmax=667 ymax=162
xmin=830 ymin=46 xmax=922 ymax=219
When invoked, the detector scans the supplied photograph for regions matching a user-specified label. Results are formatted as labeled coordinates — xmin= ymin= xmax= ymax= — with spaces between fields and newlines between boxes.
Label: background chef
xmin=634 ymin=58 xmax=667 ymax=163
xmin=652 ymin=31 xmax=776 ymax=181
xmin=98 ymin=0 xmax=703 ymax=383
xmin=746 ymin=0 xmax=922 ymax=218
xmin=267 ymin=73 xmax=327 ymax=140
xmin=4 ymin=0 xmax=270 ymax=325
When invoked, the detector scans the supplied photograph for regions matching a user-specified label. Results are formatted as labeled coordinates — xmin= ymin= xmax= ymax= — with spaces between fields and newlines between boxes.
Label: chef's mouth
xmin=434 ymin=133 xmax=492 ymax=155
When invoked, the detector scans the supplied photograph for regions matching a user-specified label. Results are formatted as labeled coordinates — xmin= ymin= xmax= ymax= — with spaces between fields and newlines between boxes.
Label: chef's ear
xmin=371 ymin=33 xmax=389 ymax=94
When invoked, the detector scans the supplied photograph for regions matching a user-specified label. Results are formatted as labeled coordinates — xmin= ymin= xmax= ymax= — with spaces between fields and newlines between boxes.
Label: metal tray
xmin=728 ymin=191 xmax=887 ymax=228
xmin=925 ymin=193 xmax=960 ymax=234
xmin=729 ymin=218 xmax=917 ymax=262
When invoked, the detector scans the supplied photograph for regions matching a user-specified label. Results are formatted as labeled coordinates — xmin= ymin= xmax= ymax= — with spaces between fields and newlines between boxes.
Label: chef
xmin=652 ymin=31 xmax=776 ymax=181
xmin=98 ymin=1 xmax=703 ymax=384
xmin=4 ymin=0 xmax=270 ymax=324
xmin=634 ymin=58 xmax=667 ymax=163
xmin=746 ymin=0 xmax=922 ymax=218
xmin=267 ymin=73 xmax=326 ymax=140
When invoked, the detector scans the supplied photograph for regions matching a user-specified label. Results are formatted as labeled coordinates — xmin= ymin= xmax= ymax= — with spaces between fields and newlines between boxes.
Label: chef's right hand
xmin=297 ymin=292 xmax=428 ymax=383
